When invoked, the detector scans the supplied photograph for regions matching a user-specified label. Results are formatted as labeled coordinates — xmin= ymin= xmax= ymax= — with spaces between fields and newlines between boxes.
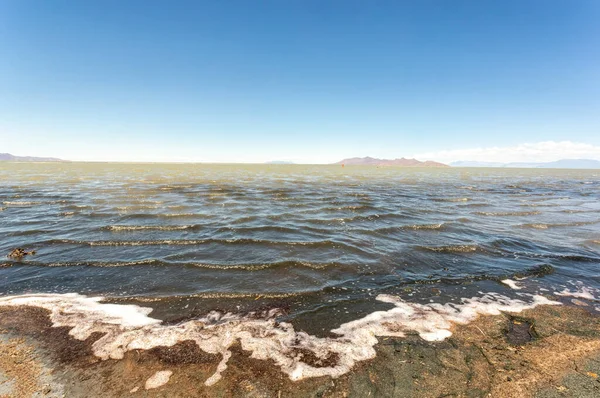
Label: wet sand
xmin=1 ymin=303 xmax=600 ymax=397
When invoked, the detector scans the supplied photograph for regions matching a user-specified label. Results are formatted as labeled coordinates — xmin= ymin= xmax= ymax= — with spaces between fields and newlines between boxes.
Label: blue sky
xmin=1 ymin=1 xmax=599 ymax=163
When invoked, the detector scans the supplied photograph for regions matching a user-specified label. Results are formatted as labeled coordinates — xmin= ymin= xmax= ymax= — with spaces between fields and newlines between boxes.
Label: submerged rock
xmin=7 ymin=248 xmax=36 ymax=259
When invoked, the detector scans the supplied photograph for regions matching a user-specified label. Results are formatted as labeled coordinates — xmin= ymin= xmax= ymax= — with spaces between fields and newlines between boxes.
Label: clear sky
xmin=1 ymin=1 xmax=599 ymax=163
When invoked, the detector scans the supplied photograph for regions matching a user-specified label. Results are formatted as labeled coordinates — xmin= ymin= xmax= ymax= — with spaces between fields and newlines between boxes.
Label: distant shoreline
xmin=2 ymin=160 xmax=600 ymax=169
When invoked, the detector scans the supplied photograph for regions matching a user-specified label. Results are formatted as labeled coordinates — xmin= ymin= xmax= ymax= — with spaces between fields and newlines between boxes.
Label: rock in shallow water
xmin=7 ymin=248 xmax=36 ymax=259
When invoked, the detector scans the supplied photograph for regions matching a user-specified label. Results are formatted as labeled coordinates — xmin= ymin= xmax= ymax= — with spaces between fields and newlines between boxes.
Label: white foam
xmin=0 ymin=292 xmax=560 ymax=385
xmin=501 ymin=279 xmax=522 ymax=290
xmin=557 ymin=289 xmax=596 ymax=300
xmin=555 ymin=283 xmax=597 ymax=300
xmin=145 ymin=370 xmax=173 ymax=390
xmin=0 ymin=294 xmax=160 ymax=329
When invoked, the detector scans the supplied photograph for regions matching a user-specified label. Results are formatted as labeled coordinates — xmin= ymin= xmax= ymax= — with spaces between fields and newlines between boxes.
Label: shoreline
xmin=1 ymin=302 xmax=600 ymax=397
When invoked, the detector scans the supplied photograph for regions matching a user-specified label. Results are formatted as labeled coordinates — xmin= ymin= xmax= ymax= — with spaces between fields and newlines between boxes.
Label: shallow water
xmin=1 ymin=163 xmax=599 ymax=332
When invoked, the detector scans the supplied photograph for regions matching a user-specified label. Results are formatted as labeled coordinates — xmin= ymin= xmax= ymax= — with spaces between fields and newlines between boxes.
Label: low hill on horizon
xmin=0 ymin=153 xmax=65 ymax=162
xmin=265 ymin=160 xmax=295 ymax=164
xmin=335 ymin=156 xmax=449 ymax=167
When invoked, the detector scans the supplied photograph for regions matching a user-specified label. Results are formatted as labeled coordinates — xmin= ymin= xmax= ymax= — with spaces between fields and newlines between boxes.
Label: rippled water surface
xmin=1 ymin=163 xmax=599 ymax=330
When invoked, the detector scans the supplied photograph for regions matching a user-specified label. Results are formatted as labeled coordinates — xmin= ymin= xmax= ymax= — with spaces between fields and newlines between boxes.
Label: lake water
xmin=1 ymin=163 xmax=599 ymax=383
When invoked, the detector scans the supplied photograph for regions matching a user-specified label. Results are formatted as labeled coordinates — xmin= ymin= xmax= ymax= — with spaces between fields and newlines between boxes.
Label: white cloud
xmin=413 ymin=141 xmax=600 ymax=164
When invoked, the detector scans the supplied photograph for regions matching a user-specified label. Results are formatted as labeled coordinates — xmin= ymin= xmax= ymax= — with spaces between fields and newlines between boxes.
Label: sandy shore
xmin=1 ymin=303 xmax=600 ymax=397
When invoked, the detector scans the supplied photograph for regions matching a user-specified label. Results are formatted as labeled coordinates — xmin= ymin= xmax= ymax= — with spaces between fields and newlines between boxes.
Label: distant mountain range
xmin=265 ymin=160 xmax=295 ymax=164
xmin=335 ymin=157 xmax=449 ymax=167
xmin=0 ymin=153 xmax=65 ymax=162
xmin=450 ymin=159 xmax=600 ymax=169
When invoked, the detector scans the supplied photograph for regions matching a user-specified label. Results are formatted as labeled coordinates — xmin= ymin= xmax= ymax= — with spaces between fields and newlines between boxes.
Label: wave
xmin=543 ymin=253 xmax=600 ymax=263
xmin=402 ymin=223 xmax=445 ymax=230
xmin=513 ymin=263 xmax=555 ymax=278
xmin=0 ymin=292 xmax=560 ymax=386
xmin=318 ymin=204 xmax=381 ymax=213
xmin=2 ymin=201 xmax=41 ymax=206
xmin=492 ymin=238 xmax=600 ymax=263
xmin=460 ymin=202 xmax=489 ymax=207
xmin=559 ymin=209 xmax=599 ymax=214
xmin=520 ymin=220 xmax=600 ymax=229
xmin=431 ymin=197 xmax=470 ymax=203
xmin=104 ymin=225 xmax=201 ymax=231
xmin=115 ymin=205 xmax=161 ymax=211
xmin=225 ymin=212 xmax=355 ymax=225
xmin=179 ymin=260 xmax=339 ymax=271
xmin=418 ymin=244 xmax=479 ymax=253
xmin=380 ymin=263 xmax=556 ymax=288
xmin=114 ymin=291 xmax=308 ymax=302
xmin=6 ymin=229 xmax=56 ymax=236
xmin=46 ymin=237 xmax=355 ymax=250
xmin=7 ymin=259 xmax=342 ymax=271
xmin=121 ymin=213 xmax=210 ymax=219
xmin=215 ymin=224 xmax=332 ymax=236
xmin=62 ymin=205 xmax=92 ymax=210
xmin=491 ymin=238 xmax=546 ymax=253
xmin=367 ymin=223 xmax=446 ymax=235
xmin=48 ymin=238 xmax=211 ymax=246
xmin=46 ymin=237 xmax=370 ymax=256
xmin=12 ymin=259 xmax=162 ymax=267
xmin=518 ymin=201 xmax=559 ymax=207
xmin=305 ymin=213 xmax=406 ymax=224
xmin=474 ymin=211 xmax=541 ymax=217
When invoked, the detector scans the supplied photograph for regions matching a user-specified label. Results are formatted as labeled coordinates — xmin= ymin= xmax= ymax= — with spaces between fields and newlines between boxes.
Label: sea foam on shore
xmin=0 ymin=292 xmax=560 ymax=386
